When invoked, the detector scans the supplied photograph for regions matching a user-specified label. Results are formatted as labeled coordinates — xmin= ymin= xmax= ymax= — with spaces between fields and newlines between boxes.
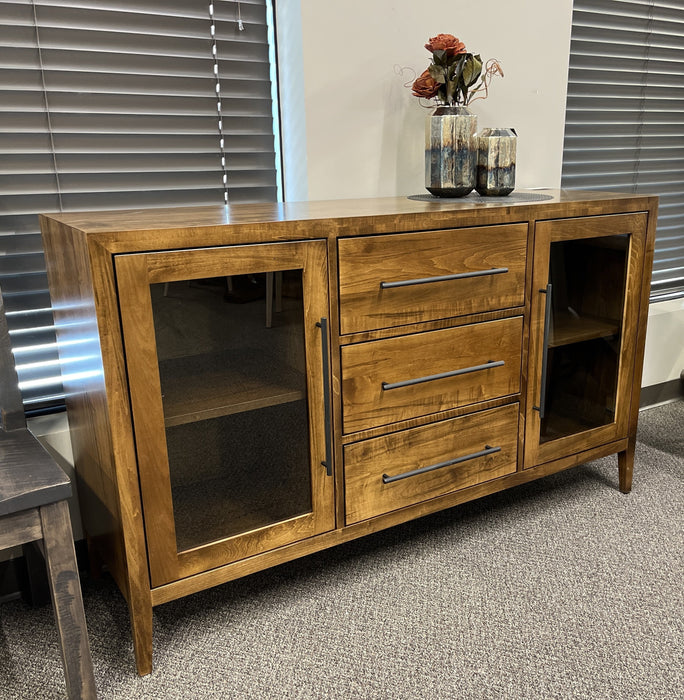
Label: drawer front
xmin=344 ymin=403 xmax=519 ymax=524
xmin=338 ymin=223 xmax=528 ymax=334
xmin=341 ymin=316 xmax=522 ymax=434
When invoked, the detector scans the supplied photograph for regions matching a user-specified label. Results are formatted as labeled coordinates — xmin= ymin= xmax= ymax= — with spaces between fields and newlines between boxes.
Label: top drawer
xmin=338 ymin=223 xmax=528 ymax=334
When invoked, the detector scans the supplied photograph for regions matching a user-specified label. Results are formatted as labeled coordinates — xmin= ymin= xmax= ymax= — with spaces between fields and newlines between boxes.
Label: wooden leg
xmin=40 ymin=501 xmax=97 ymax=700
xmin=618 ymin=442 xmax=634 ymax=493
xmin=22 ymin=540 xmax=50 ymax=606
xmin=274 ymin=270 xmax=283 ymax=313
xmin=85 ymin=535 xmax=104 ymax=581
xmin=265 ymin=271 xmax=274 ymax=328
xmin=128 ymin=592 xmax=154 ymax=676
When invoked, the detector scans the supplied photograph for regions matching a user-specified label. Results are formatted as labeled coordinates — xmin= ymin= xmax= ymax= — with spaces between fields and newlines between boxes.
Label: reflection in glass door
xmin=115 ymin=239 xmax=334 ymax=586
xmin=150 ymin=271 xmax=312 ymax=552
xmin=538 ymin=235 xmax=628 ymax=443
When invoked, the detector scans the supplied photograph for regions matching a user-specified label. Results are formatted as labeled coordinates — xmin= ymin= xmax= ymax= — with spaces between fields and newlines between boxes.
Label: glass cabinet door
xmin=524 ymin=214 xmax=647 ymax=468
xmin=115 ymin=241 xmax=334 ymax=586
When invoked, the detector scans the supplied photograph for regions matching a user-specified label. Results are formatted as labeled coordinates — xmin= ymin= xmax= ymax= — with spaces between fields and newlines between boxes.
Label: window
xmin=561 ymin=0 xmax=684 ymax=301
xmin=0 ymin=0 xmax=281 ymax=410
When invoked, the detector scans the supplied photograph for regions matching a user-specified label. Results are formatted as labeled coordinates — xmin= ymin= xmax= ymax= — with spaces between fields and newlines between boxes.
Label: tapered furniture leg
xmin=129 ymin=596 xmax=154 ymax=676
xmin=266 ymin=271 xmax=274 ymax=328
xmin=40 ymin=501 xmax=97 ymax=699
xmin=86 ymin=536 xmax=104 ymax=581
xmin=274 ymin=270 xmax=283 ymax=312
xmin=22 ymin=540 xmax=51 ymax=605
xmin=618 ymin=442 xmax=634 ymax=493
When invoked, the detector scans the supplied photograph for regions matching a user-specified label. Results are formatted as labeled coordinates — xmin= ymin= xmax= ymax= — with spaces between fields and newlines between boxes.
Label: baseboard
xmin=640 ymin=377 xmax=684 ymax=408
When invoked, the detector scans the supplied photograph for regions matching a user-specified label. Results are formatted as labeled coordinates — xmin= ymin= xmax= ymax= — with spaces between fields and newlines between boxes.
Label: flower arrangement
xmin=411 ymin=33 xmax=503 ymax=106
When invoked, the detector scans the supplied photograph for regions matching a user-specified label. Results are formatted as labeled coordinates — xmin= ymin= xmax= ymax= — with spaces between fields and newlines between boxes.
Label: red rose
xmin=425 ymin=33 xmax=467 ymax=57
xmin=411 ymin=70 xmax=441 ymax=99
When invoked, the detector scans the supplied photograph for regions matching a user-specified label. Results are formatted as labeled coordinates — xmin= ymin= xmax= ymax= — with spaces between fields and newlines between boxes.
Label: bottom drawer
xmin=344 ymin=403 xmax=519 ymax=524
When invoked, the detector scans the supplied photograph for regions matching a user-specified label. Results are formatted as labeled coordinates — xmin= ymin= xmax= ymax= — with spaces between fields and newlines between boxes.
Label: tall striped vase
xmin=425 ymin=105 xmax=477 ymax=198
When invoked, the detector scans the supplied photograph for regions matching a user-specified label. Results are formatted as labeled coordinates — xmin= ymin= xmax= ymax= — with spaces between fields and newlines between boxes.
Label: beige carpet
xmin=1 ymin=401 xmax=682 ymax=699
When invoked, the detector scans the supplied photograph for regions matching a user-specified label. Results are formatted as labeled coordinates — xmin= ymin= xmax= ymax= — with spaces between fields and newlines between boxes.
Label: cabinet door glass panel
xmin=540 ymin=235 xmax=628 ymax=443
xmin=150 ymin=272 xmax=312 ymax=552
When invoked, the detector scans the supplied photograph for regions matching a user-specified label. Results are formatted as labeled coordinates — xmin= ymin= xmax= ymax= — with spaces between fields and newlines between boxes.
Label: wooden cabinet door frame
xmin=524 ymin=213 xmax=647 ymax=469
xmin=115 ymin=240 xmax=335 ymax=587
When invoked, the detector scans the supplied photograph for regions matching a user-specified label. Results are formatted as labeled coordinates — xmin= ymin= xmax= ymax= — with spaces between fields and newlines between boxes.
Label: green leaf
xmin=428 ymin=64 xmax=446 ymax=84
xmin=461 ymin=54 xmax=483 ymax=88
xmin=446 ymin=78 xmax=458 ymax=103
xmin=469 ymin=54 xmax=483 ymax=85
xmin=446 ymin=55 xmax=461 ymax=81
xmin=432 ymin=49 xmax=448 ymax=67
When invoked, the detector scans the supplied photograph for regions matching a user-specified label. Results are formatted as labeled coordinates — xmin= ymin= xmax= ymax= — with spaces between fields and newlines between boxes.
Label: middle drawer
xmin=341 ymin=316 xmax=523 ymax=434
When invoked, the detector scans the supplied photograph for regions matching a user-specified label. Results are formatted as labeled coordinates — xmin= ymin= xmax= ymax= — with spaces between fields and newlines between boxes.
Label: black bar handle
xmin=317 ymin=318 xmax=333 ymax=477
xmin=380 ymin=267 xmax=508 ymax=290
xmin=533 ymin=283 xmax=553 ymax=419
xmin=383 ymin=444 xmax=501 ymax=484
xmin=382 ymin=360 xmax=504 ymax=391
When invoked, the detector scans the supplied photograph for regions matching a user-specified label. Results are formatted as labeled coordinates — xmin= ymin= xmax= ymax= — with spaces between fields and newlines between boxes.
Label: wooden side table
xmin=1 ymin=280 xmax=96 ymax=698
xmin=0 ymin=433 xmax=97 ymax=699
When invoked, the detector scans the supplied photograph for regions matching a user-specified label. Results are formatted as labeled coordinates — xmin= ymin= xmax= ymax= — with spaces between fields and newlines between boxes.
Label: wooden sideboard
xmin=40 ymin=190 xmax=658 ymax=675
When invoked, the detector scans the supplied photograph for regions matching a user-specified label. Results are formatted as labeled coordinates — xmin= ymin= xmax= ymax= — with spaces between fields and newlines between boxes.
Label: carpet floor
xmin=1 ymin=401 xmax=682 ymax=699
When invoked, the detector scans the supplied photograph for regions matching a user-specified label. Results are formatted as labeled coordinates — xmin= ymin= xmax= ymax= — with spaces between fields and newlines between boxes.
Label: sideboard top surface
xmin=39 ymin=190 xmax=659 ymax=256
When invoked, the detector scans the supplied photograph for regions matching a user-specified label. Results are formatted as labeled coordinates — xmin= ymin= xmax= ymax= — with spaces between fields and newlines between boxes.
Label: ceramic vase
xmin=425 ymin=105 xmax=477 ymax=197
xmin=476 ymin=127 xmax=517 ymax=196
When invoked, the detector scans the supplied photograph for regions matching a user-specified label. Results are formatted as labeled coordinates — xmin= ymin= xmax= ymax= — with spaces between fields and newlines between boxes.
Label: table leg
xmin=618 ymin=440 xmax=634 ymax=494
xmin=40 ymin=500 xmax=97 ymax=699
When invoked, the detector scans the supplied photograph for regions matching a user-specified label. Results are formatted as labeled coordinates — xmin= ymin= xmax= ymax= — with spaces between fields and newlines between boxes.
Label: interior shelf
xmin=540 ymin=413 xmax=597 ymax=443
xmin=159 ymin=349 xmax=305 ymax=427
xmin=549 ymin=310 xmax=620 ymax=348
xmin=172 ymin=477 xmax=311 ymax=552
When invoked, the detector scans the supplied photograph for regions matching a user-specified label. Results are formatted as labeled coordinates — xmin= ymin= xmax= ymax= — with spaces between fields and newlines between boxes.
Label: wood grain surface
xmin=341 ymin=316 xmax=523 ymax=433
xmin=115 ymin=240 xmax=335 ymax=588
xmin=524 ymin=212 xmax=649 ymax=469
xmin=41 ymin=500 xmax=97 ymax=699
xmin=344 ymin=403 xmax=519 ymax=524
xmin=38 ymin=191 xmax=658 ymax=676
xmin=338 ymin=223 xmax=528 ymax=334
xmin=0 ymin=431 xmax=72 ymax=516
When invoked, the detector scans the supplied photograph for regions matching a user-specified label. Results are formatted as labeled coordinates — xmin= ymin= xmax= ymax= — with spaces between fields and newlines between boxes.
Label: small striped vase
xmin=476 ymin=127 xmax=517 ymax=196
xmin=425 ymin=105 xmax=477 ymax=198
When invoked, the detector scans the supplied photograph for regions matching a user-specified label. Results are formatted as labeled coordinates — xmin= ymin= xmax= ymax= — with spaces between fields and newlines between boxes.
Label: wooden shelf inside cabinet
xmin=540 ymin=413 xmax=598 ymax=442
xmin=159 ymin=349 xmax=305 ymax=427
xmin=172 ymin=477 xmax=311 ymax=552
xmin=549 ymin=311 xmax=620 ymax=348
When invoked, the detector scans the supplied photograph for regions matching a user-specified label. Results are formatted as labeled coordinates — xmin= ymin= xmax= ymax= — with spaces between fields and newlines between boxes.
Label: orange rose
xmin=411 ymin=70 xmax=441 ymax=99
xmin=424 ymin=33 xmax=467 ymax=57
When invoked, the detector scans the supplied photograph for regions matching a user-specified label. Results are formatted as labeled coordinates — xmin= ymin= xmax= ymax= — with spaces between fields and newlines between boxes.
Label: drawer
xmin=344 ymin=403 xmax=519 ymax=524
xmin=338 ymin=223 xmax=528 ymax=334
xmin=341 ymin=316 xmax=522 ymax=434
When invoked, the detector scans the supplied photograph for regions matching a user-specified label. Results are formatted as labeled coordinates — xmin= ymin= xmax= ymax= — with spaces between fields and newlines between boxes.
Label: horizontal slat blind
xmin=561 ymin=0 xmax=684 ymax=300
xmin=0 ymin=0 xmax=279 ymax=409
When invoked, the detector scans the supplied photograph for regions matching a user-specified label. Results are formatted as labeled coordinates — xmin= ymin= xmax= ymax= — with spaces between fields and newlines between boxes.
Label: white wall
xmin=277 ymin=0 xmax=575 ymax=201
xmin=276 ymin=0 xmax=680 ymax=389
xmin=643 ymin=299 xmax=684 ymax=387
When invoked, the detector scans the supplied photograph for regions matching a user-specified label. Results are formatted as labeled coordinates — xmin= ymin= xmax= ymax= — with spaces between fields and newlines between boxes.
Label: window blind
xmin=0 ymin=0 xmax=280 ymax=410
xmin=561 ymin=0 xmax=684 ymax=300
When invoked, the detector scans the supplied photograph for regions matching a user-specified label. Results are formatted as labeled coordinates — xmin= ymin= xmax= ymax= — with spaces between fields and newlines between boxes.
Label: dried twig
xmin=466 ymin=59 xmax=504 ymax=105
